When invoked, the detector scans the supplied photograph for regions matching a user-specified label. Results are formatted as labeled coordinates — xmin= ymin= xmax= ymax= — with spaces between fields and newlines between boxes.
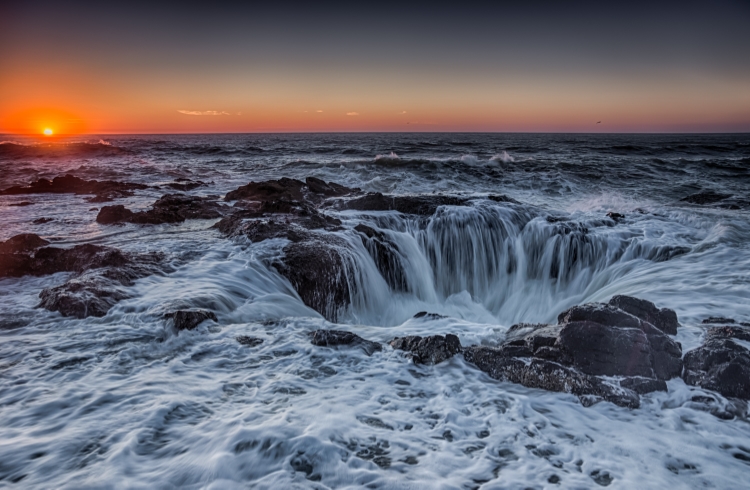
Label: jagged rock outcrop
xmin=682 ymin=324 xmax=750 ymax=399
xmin=463 ymin=296 xmax=683 ymax=408
xmin=354 ymin=224 xmax=408 ymax=292
xmin=309 ymin=329 xmax=382 ymax=356
xmin=0 ymin=174 xmax=147 ymax=198
xmin=37 ymin=252 xmax=163 ymax=318
xmin=608 ymin=295 xmax=680 ymax=334
xmin=167 ymin=309 xmax=218 ymax=330
xmin=225 ymin=177 xmax=357 ymax=204
xmin=97 ymin=194 xmax=227 ymax=225
xmin=390 ymin=334 xmax=462 ymax=365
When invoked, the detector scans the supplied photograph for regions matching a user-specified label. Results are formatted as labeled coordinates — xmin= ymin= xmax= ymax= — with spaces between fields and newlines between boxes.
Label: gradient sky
xmin=1 ymin=0 xmax=749 ymax=133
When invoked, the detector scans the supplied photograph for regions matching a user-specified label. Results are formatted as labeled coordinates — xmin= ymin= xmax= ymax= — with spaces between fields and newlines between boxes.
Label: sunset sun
xmin=43 ymin=128 xmax=53 ymax=136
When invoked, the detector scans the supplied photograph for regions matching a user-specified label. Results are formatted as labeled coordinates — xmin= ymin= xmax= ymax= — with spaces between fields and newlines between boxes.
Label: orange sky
xmin=2 ymin=2 xmax=749 ymax=134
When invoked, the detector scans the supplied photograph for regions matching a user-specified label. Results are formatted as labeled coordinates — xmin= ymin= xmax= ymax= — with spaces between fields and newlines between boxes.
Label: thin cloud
xmin=346 ymin=112 xmax=359 ymax=116
xmin=316 ymin=110 xmax=323 ymax=113
xmin=177 ymin=110 xmax=230 ymax=116
xmin=400 ymin=111 xmax=407 ymax=114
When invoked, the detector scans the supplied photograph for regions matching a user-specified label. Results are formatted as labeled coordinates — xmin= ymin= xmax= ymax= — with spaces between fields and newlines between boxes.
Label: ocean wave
xmin=0 ymin=140 xmax=130 ymax=159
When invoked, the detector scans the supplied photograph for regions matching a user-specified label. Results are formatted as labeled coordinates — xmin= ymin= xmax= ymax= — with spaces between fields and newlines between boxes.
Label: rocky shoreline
xmin=2 ymin=174 xmax=749 ymax=410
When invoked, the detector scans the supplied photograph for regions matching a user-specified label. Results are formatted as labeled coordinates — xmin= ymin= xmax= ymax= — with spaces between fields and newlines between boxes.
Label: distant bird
xmin=597 ymin=121 xmax=601 ymax=124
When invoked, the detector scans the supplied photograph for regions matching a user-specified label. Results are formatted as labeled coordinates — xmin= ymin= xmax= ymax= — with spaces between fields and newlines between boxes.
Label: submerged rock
xmin=680 ymin=191 xmax=732 ymax=205
xmin=309 ymin=329 xmax=382 ymax=355
xmin=683 ymin=337 xmax=750 ymax=400
xmin=0 ymin=174 xmax=147 ymax=197
xmin=97 ymin=194 xmax=227 ymax=225
xmin=236 ymin=336 xmax=264 ymax=347
xmin=390 ymin=334 xmax=462 ymax=365
xmin=168 ymin=309 xmax=218 ymax=331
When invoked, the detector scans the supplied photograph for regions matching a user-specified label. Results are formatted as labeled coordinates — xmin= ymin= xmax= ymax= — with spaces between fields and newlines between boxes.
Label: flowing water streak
xmin=1 ymin=133 xmax=750 ymax=488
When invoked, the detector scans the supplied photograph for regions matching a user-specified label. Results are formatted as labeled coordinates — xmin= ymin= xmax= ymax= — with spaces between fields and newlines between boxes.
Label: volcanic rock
xmin=168 ymin=309 xmax=218 ymax=331
xmin=333 ymin=192 xmax=469 ymax=215
xmin=0 ymin=174 xmax=147 ymax=197
xmin=683 ymin=338 xmax=750 ymax=399
xmin=236 ymin=336 xmax=264 ymax=347
xmin=225 ymin=177 xmax=357 ymax=204
xmin=680 ymin=191 xmax=732 ymax=205
xmin=0 ymin=233 xmax=49 ymax=254
xmin=38 ymin=272 xmax=130 ymax=318
xmin=390 ymin=334 xmax=462 ymax=365
xmin=702 ymin=317 xmax=736 ymax=325
xmin=355 ymin=224 xmax=409 ymax=292
xmin=165 ymin=179 xmax=206 ymax=191
xmin=37 ymin=252 xmax=163 ymax=318
xmin=556 ymin=303 xmax=682 ymax=379
xmin=274 ymin=237 xmax=352 ymax=322
xmin=97 ymin=194 xmax=226 ymax=225
xmin=608 ymin=295 xmax=680 ymax=334
xmin=705 ymin=325 xmax=750 ymax=342
xmin=463 ymin=346 xmax=640 ymax=408
xmin=310 ymin=329 xmax=382 ymax=355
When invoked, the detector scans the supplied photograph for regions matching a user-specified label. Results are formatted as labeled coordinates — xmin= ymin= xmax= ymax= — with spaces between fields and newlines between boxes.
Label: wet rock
xmin=413 ymin=311 xmax=448 ymax=320
xmin=1 ymin=243 xmax=132 ymax=278
xmin=355 ymin=224 xmax=409 ymax=292
xmin=33 ymin=217 xmax=54 ymax=224
xmin=680 ymin=191 xmax=732 ymax=205
xmin=309 ymin=329 xmax=382 ymax=355
xmin=165 ymin=179 xmax=206 ymax=191
xmin=606 ymin=212 xmax=625 ymax=221
xmin=168 ymin=309 xmax=218 ymax=331
xmin=557 ymin=304 xmax=682 ymax=379
xmin=487 ymin=194 xmax=521 ymax=204
xmin=390 ymin=334 xmax=462 ymax=365
xmin=9 ymin=201 xmax=34 ymax=206
xmin=38 ymin=272 xmax=129 ymax=318
xmin=0 ymin=174 xmax=148 ymax=197
xmin=333 ymin=192 xmax=470 ymax=215
xmin=702 ymin=317 xmax=736 ymax=324
xmin=608 ymin=295 xmax=679 ymax=334
xmin=37 ymin=253 xmax=163 ymax=318
xmin=214 ymin=202 xmax=342 ymax=241
xmin=705 ymin=325 xmax=750 ymax=342
xmin=619 ymin=376 xmax=668 ymax=394
xmin=0 ymin=234 xmax=49 ymax=254
xmin=683 ymin=338 xmax=750 ymax=399
xmin=225 ymin=177 xmax=357 ymax=204
xmin=97 ymin=194 xmax=226 ymax=225
xmin=463 ymin=346 xmax=640 ymax=408
xmin=236 ymin=336 xmax=263 ymax=347
xmin=274 ymin=237 xmax=352 ymax=322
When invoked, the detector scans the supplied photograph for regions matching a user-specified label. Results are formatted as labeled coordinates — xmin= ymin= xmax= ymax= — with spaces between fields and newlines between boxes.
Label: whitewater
xmin=1 ymin=133 xmax=749 ymax=489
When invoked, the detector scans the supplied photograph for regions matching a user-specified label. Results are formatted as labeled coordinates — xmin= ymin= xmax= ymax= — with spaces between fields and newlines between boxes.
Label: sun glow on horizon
xmin=43 ymin=128 xmax=53 ymax=136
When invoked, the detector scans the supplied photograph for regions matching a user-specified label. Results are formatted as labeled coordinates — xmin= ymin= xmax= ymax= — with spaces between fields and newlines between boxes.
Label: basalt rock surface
xmin=463 ymin=296 xmax=683 ymax=408
xmin=97 ymin=194 xmax=227 ymax=225
xmin=37 ymin=252 xmax=163 ymax=318
xmin=683 ymin=324 xmax=750 ymax=400
xmin=167 ymin=309 xmax=218 ymax=331
xmin=354 ymin=224 xmax=409 ymax=292
xmin=608 ymin=295 xmax=680 ymax=335
xmin=225 ymin=177 xmax=358 ymax=204
xmin=0 ymin=174 xmax=147 ymax=197
xmin=390 ymin=334 xmax=462 ymax=365
xmin=309 ymin=329 xmax=382 ymax=356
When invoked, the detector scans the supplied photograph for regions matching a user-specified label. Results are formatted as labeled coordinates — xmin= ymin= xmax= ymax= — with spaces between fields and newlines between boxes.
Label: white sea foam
xmin=1 ymin=134 xmax=750 ymax=488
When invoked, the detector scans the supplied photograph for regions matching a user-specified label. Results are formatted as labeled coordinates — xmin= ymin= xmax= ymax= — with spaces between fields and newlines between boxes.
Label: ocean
xmin=1 ymin=133 xmax=749 ymax=488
